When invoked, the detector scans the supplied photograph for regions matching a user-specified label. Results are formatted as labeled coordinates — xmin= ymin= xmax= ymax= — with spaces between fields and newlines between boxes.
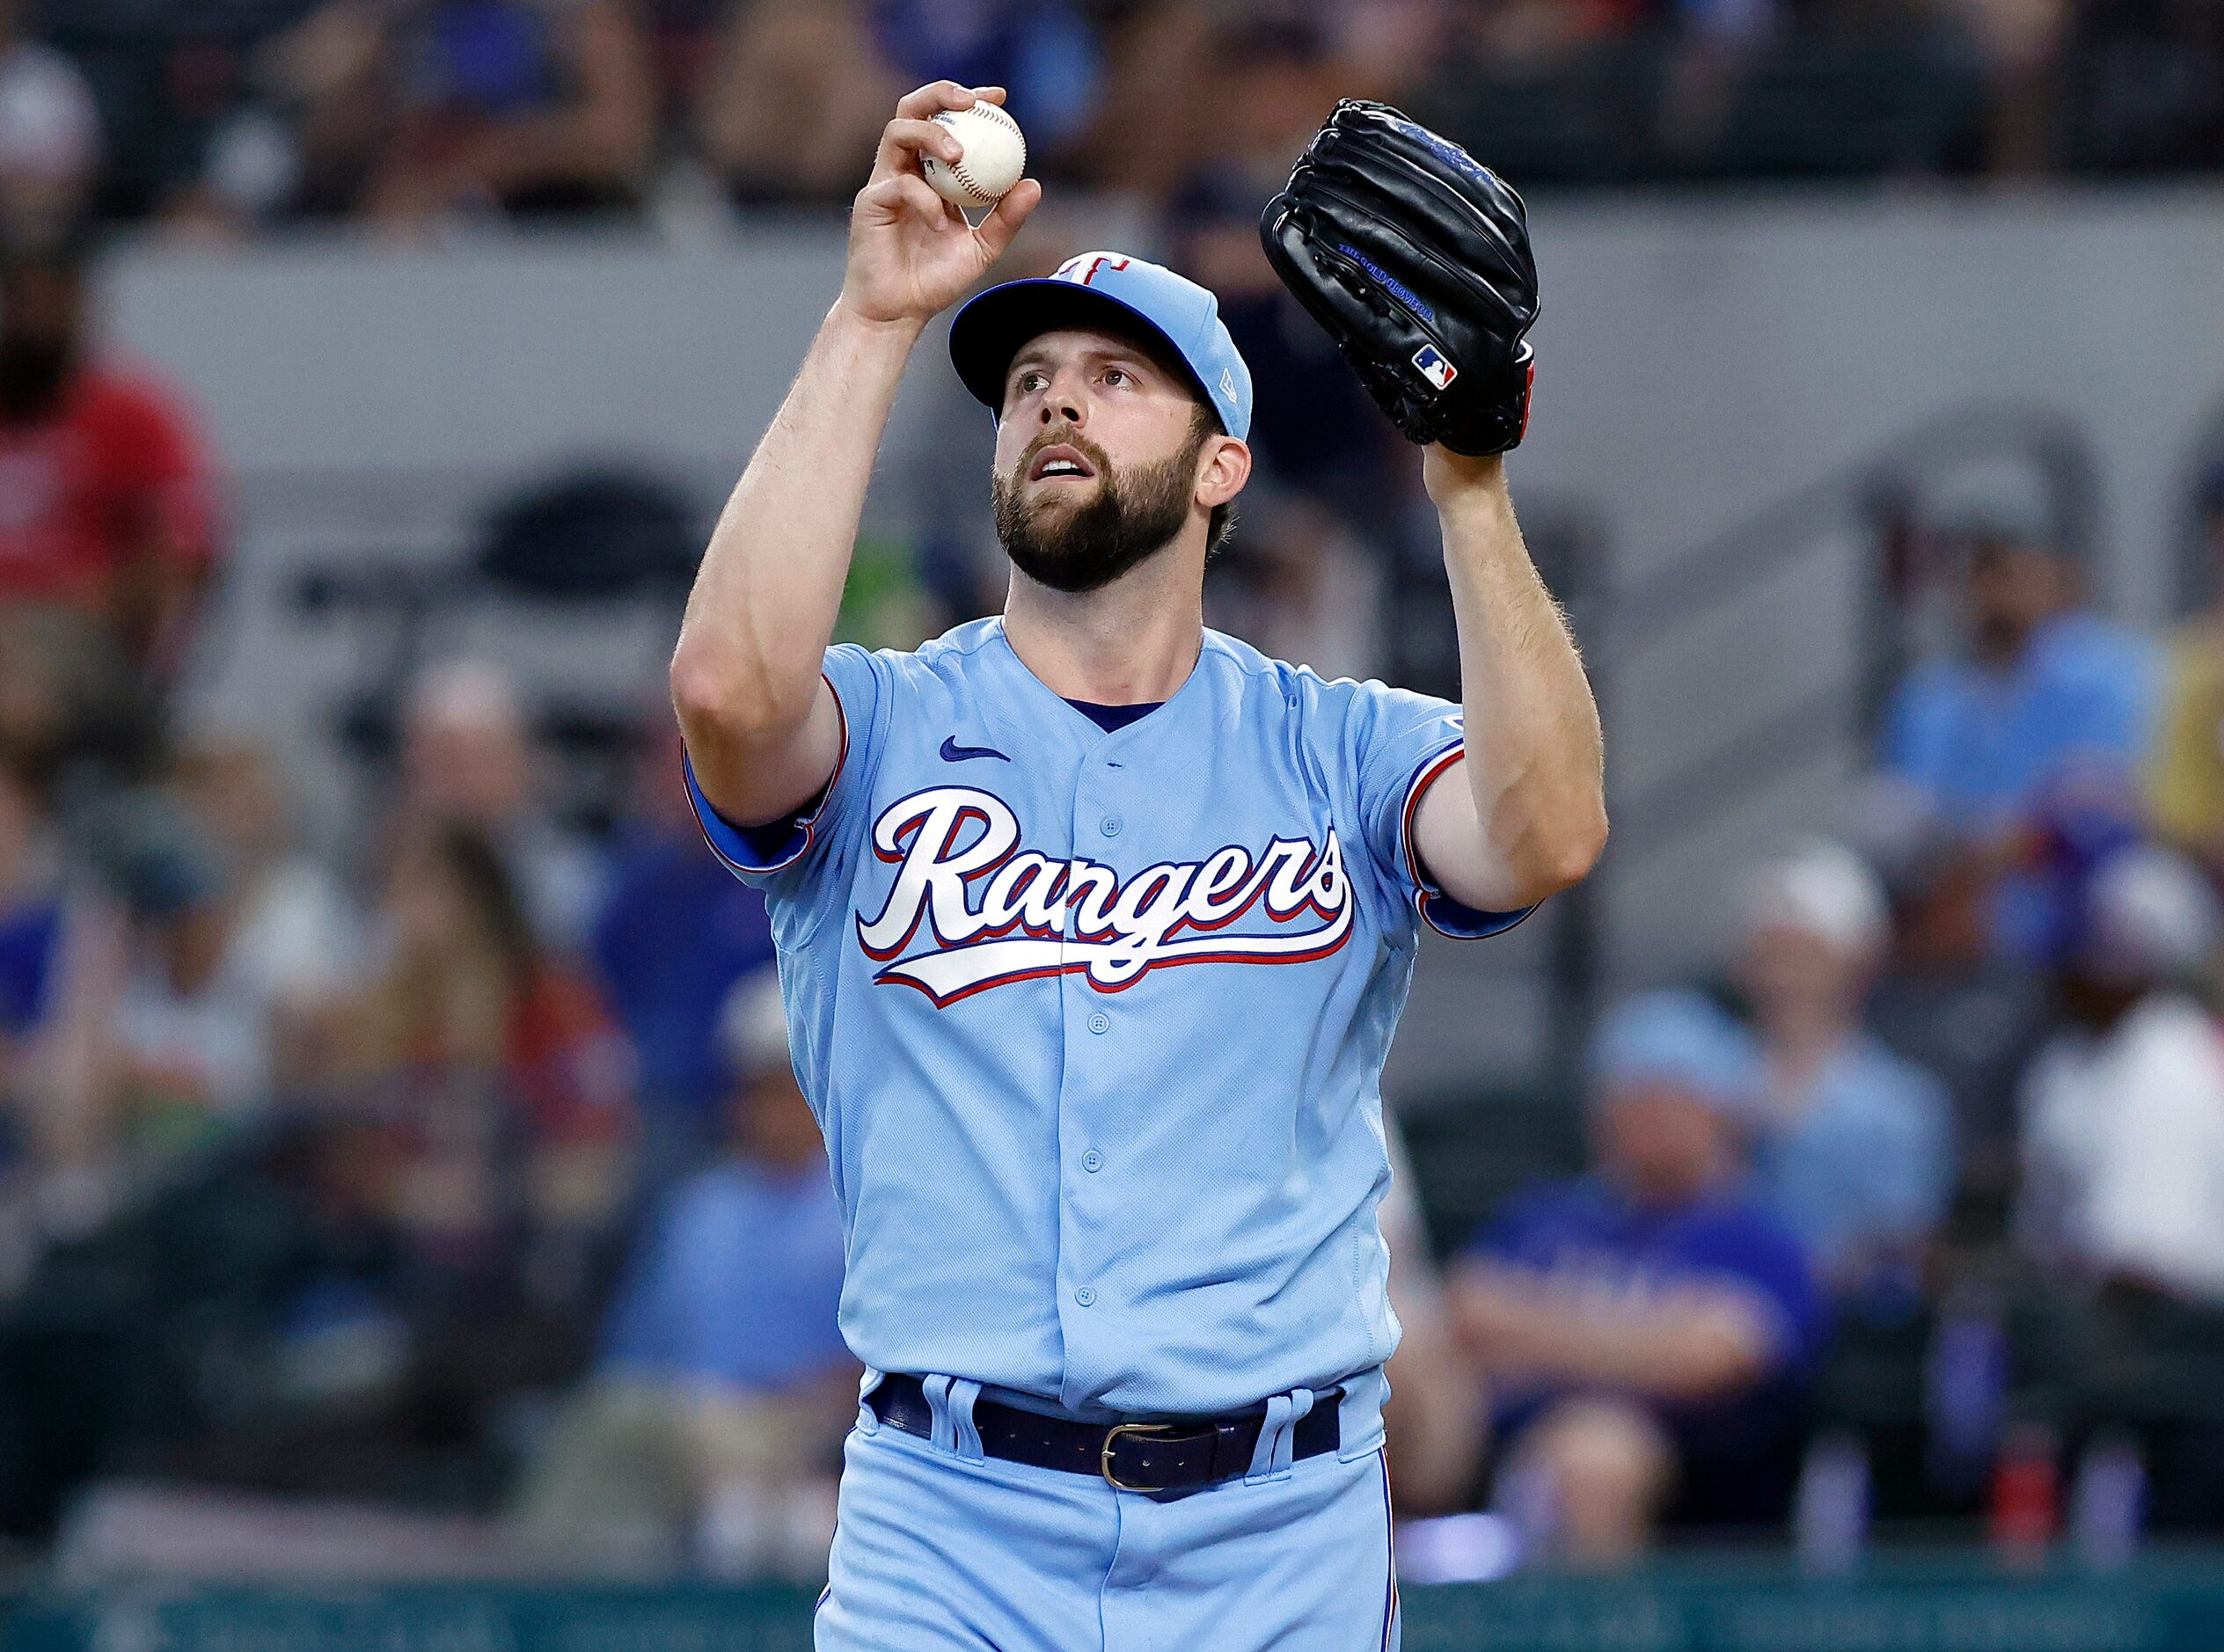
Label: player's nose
xmin=1035 ymin=367 xmax=1086 ymax=428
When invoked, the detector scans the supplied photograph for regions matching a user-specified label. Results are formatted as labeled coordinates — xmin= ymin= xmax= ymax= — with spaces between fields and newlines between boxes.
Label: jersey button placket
xmin=1057 ymin=767 xmax=1119 ymax=1399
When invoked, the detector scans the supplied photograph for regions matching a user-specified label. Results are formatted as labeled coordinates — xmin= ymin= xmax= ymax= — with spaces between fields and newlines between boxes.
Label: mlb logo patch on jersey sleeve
xmin=1412 ymin=345 xmax=1458 ymax=392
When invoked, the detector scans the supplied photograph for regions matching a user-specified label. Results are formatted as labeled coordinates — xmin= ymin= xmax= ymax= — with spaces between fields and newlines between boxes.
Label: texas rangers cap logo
xmin=853 ymin=787 xmax=1351 ymax=1005
xmin=1412 ymin=344 xmax=1458 ymax=393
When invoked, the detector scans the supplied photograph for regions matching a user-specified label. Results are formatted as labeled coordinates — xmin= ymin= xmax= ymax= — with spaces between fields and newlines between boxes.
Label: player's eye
xmin=1102 ymin=367 xmax=1130 ymax=388
xmin=1014 ymin=370 xmax=1046 ymax=394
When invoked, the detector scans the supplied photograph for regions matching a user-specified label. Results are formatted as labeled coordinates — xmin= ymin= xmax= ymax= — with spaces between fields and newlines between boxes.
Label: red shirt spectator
xmin=0 ymin=366 xmax=217 ymax=607
xmin=0 ymin=241 xmax=220 ymax=670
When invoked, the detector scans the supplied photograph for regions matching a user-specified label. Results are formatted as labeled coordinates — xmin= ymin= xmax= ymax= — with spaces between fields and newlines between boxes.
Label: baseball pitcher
xmin=671 ymin=83 xmax=1606 ymax=1651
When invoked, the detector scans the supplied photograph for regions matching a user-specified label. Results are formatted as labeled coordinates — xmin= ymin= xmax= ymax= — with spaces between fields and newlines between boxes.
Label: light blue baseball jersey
xmin=684 ymin=616 xmax=1527 ymax=1423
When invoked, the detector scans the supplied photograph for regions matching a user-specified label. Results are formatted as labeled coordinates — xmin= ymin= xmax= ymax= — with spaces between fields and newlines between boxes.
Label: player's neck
xmin=1001 ymin=554 xmax=1204 ymax=705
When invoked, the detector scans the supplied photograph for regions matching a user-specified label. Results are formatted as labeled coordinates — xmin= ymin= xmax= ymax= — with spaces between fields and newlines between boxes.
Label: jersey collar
xmin=988 ymin=614 xmax=1213 ymax=743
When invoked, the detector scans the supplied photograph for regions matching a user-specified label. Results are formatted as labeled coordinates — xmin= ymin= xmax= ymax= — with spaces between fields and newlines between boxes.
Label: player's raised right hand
xmin=838 ymin=84 xmax=1042 ymax=330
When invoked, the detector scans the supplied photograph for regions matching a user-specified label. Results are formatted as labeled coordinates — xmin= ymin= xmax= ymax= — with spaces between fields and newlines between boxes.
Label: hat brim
xmin=947 ymin=280 xmax=1220 ymax=430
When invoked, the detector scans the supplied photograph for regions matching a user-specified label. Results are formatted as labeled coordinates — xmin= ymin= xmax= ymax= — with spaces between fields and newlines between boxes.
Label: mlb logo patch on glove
xmin=1413 ymin=345 xmax=1458 ymax=393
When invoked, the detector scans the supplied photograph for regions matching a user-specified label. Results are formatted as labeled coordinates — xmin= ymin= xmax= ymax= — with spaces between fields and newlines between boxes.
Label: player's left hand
xmin=1260 ymin=101 xmax=1538 ymax=457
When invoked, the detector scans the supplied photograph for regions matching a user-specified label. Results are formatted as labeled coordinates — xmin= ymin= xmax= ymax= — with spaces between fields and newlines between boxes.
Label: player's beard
xmin=992 ymin=425 xmax=1205 ymax=596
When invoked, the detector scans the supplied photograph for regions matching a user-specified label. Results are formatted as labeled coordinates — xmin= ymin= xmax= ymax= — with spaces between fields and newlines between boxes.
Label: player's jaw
xmin=992 ymin=422 xmax=1206 ymax=596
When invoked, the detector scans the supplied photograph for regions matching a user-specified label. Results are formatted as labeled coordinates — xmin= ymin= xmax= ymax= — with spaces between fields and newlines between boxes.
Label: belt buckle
xmin=1101 ymin=1422 xmax=1178 ymax=1493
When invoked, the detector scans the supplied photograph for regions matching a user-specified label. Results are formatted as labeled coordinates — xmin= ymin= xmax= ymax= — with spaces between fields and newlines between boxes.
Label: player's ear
xmin=1196 ymin=435 xmax=1250 ymax=509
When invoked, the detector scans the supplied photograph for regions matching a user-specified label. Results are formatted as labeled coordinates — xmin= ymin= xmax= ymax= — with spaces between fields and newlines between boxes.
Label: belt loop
xmin=947 ymin=1378 xmax=985 ymax=1462
xmin=856 ymin=1369 xmax=886 ymax=1435
xmin=1278 ymin=1387 xmax=1316 ymax=1475
xmin=1246 ymin=1392 xmax=1295 ymax=1484
xmin=923 ymin=1373 xmax=957 ymax=1452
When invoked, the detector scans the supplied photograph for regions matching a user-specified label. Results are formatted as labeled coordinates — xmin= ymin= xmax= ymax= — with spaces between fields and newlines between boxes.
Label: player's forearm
xmin=671 ymin=303 xmax=920 ymax=746
xmin=1433 ymin=453 xmax=1606 ymax=904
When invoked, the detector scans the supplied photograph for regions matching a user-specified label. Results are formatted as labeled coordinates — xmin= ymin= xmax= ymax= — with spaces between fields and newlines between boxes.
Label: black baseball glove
xmin=1260 ymin=101 xmax=1539 ymax=457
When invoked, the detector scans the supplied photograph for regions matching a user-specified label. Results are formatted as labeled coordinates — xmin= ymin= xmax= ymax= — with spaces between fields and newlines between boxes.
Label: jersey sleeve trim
xmin=1399 ymin=741 xmax=1540 ymax=941
xmin=683 ymin=669 xmax=851 ymax=877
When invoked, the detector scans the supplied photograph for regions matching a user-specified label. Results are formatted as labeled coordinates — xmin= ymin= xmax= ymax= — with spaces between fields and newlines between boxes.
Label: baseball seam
xmin=946 ymin=157 xmax=992 ymax=205
xmin=933 ymin=106 xmax=1022 ymax=206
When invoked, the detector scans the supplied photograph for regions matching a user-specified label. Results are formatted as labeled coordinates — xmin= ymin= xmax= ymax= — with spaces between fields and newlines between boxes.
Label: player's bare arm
xmin=1410 ymin=446 xmax=1608 ymax=912
xmin=669 ymin=82 xmax=1041 ymax=829
xmin=1264 ymin=102 xmax=1604 ymax=914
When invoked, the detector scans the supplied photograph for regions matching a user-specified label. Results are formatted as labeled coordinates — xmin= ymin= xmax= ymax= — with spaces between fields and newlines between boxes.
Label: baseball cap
xmin=947 ymin=251 xmax=1253 ymax=441
xmin=1741 ymin=839 xmax=1890 ymax=959
xmin=1587 ymin=990 xmax=1766 ymax=1123
xmin=2080 ymin=844 xmax=2221 ymax=983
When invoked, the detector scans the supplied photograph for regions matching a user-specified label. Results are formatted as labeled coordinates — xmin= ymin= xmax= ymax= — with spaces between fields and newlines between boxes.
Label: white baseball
xmin=921 ymin=102 xmax=1027 ymax=210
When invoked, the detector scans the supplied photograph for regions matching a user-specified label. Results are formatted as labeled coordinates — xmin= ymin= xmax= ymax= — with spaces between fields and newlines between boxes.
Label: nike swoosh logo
xmin=939 ymin=737 xmax=1010 ymax=764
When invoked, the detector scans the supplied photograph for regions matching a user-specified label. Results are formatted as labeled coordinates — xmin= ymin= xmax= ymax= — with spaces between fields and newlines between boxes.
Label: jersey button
xmin=1100 ymin=816 xmax=1122 ymax=837
xmin=1086 ymin=1011 xmax=1110 ymax=1034
xmin=1081 ymin=1150 xmax=1103 ymax=1173
xmin=1075 ymin=1286 xmax=1097 ymax=1307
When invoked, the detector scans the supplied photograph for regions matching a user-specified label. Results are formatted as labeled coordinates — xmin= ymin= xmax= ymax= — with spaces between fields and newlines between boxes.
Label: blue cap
xmin=947 ymin=251 xmax=1253 ymax=441
xmin=1587 ymin=990 xmax=1766 ymax=1122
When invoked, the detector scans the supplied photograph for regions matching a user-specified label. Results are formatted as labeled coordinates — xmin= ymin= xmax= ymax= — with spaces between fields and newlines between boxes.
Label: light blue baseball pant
xmin=816 ymin=1377 xmax=1401 ymax=1652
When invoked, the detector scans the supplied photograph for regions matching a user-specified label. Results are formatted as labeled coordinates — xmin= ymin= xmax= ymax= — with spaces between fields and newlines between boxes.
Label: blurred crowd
xmin=0 ymin=0 xmax=2212 ymax=240
xmin=1416 ymin=493 xmax=2224 ymax=1566
xmin=0 ymin=225 xmax=859 ymax=1570
xmin=4 ymin=96 xmax=2224 ymax=1583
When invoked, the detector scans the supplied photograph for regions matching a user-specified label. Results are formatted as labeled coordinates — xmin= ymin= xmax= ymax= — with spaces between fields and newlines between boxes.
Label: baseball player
xmin=670 ymin=84 xmax=1606 ymax=1651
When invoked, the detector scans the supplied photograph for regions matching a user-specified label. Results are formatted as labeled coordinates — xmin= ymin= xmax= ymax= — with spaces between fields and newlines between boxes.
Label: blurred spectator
xmin=0 ymin=0 xmax=99 ymax=238
xmin=1880 ymin=512 xmax=2157 ymax=954
xmin=1451 ymin=992 xmax=1826 ymax=1563
xmin=0 ymin=236 xmax=222 ymax=697
xmin=1200 ymin=18 xmax=1338 ymax=198
xmin=340 ymin=822 xmax=633 ymax=1303
xmin=99 ymin=800 xmax=268 ymax=1166
xmin=3 ymin=787 xmax=267 ymax=1236
xmin=511 ymin=969 xmax=847 ymax=1577
xmin=1954 ymin=0 xmax=2071 ymax=172
xmin=2147 ymin=469 xmax=2224 ymax=881
xmin=1164 ymin=168 xmax=1400 ymax=677
xmin=2017 ymin=845 xmax=2224 ymax=1301
xmin=694 ymin=0 xmax=897 ymax=208
xmin=0 ymin=757 xmax=58 ymax=1063
xmin=1167 ymin=168 xmax=1401 ymax=536
xmin=1380 ymin=1112 xmax=1486 ymax=1517
xmin=2052 ymin=0 xmax=2224 ymax=174
xmin=1883 ymin=513 xmax=2155 ymax=834
xmin=172 ymin=742 xmax=362 ymax=1051
xmin=1738 ymin=843 xmax=1953 ymax=1308
xmin=0 ymin=757 xmax=63 ymax=1271
xmin=592 ymin=715 xmax=772 ymax=1193
xmin=1857 ymin=782 xmax=2047 ymax=1213
xmin=381 ymin=0 xmax=657 ymax=225
xmin=1063 ymin=1 xmax=1214 ymax=198
xmin=396 ymin=661 xmax=604 ymax=954
xmin=868 ymin=0 xmax=1102 ymax=157
xmin=174 ymin=2 xmax=398 ymax=230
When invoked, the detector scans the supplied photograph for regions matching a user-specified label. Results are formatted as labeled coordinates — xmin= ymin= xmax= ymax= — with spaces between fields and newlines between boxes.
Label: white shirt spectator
xmin=224 ymin=857 xmax=362 ymax=1014
xmin=2019 ymin=993 xmax=2224 ymax=1301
